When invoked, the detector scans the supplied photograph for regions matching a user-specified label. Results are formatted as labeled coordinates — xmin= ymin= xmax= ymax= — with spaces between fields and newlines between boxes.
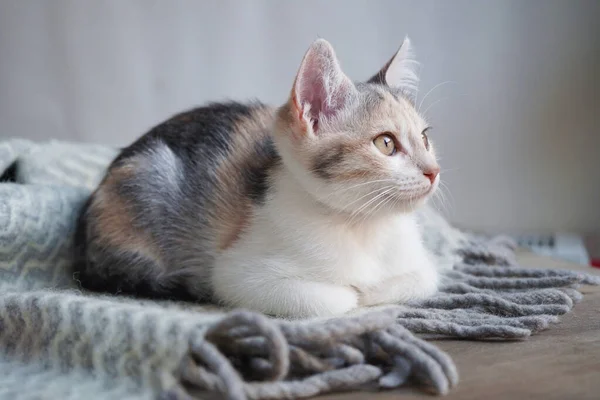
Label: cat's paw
xmin=354 ymin=284 xmax=384 ymax=307
xmin=350 ymin=284 xmax=371 ymax=307
xmin=314 ymin=285 xmax=360 ymax=317
xmin=354 ymin=270 xmax=439 ymax=307
xmin=278 ymin=284 xmax=359 ymax=318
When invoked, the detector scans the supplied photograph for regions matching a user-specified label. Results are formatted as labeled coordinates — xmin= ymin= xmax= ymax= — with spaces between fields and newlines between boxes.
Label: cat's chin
xmin=330 ymin=195 xmax=430 ymax=220
xmin=393 ymin=200 xmax=428 ymax=214
xmin=392 ymin=192 xmax=434 ymax=213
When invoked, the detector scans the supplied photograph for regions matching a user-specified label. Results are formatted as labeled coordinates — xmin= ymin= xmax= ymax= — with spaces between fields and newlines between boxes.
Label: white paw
xmin=308 ymin=285 xmax=359 ymax=318
xmin=355 ymin=269 xmax=439 ymax=306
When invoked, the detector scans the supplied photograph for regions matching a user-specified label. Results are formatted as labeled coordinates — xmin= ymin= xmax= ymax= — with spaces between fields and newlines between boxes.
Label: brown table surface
xmin=320 ymin=251 xmax=600 ymax=400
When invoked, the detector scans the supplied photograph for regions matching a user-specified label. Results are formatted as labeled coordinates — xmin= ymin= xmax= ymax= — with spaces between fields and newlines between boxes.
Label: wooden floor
xmin=320 ymin=252 xmax=600 ymax=400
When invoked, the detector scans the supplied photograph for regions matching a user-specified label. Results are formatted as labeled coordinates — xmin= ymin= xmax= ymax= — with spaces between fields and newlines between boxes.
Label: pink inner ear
xmin=311 ymin=118 xmax=319 ymax=132
xmin=296 ymin=57 xmax=327 ymax=128
xmin=294 ymin=43 xmax=354 ymax=133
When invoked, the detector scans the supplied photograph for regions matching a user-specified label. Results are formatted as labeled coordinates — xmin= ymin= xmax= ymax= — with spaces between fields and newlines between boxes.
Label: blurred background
xmin=1 ymin=0 xmax=599 ymax=254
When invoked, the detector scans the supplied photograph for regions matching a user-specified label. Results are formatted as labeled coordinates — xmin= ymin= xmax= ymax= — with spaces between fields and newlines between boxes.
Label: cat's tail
xmin=72 ymin=196 xmax=199 ymax=303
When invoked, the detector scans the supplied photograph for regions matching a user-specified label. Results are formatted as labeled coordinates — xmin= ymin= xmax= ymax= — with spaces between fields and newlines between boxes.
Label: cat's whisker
xmin=422 ymin=97 xmax=448 ymax=117
xmin=438 ymin=181 xmax=455 ymax=210
xmin=318 ymin=179 xmax=397 ymax=200
xmin=371 ymin=190 xmax=398 ymax=218
xmin=354 ymin=188 xmax=397 ymax=227
xmin=349 ymin=187 xmax=395 ymax=220
xmin=422 ymin=92 xmax=469 ymax=117
xmin=431 ymin=192 xmax=447 ymax=215
xmin=347 ymin=187 xmax=396 ymax=226
xmin=431 ymin=180 xmax=453 ymax=215
xmin=417 ymin=81 xmax=457 ymax=113
xmin=387 ymin=193 xmax=403 ymax=219
xmin=406 ymin=187 xmax=424 ymax=211
xmin=340 ymin=185 xmax=396 ymax=210
xmin=359 ymin=192 xmax=390 ymax=223
xmin=440 ymin=181 xmax=455 ymax=211
xmin=342 ymin=186 xmax=393 ymax=222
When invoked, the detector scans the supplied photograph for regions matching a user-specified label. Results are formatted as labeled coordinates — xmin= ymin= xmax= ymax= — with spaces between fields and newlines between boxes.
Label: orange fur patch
xmin=212 ymin=106 xmax=276 ymax=251
xmin=88 ymin=163 xmax=162 ymax=263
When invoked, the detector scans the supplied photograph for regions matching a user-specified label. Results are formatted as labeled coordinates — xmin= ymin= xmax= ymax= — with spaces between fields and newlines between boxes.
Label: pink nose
xmin=424 ymin=167 xmax=439 ymax=184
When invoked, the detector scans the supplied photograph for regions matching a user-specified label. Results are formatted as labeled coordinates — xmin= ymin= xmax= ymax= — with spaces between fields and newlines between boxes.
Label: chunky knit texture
xmin=0 ymin=139 xmax=597 ymax=400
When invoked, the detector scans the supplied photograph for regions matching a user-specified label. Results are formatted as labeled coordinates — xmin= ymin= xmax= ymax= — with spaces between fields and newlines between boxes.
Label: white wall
xmin=1 ymin=0 xmax=599 ymax=234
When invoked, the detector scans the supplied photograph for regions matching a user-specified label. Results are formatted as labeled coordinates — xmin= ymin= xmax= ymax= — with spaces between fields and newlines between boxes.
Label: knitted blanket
xmin=0 ymin=138 xmax=597 ymax=400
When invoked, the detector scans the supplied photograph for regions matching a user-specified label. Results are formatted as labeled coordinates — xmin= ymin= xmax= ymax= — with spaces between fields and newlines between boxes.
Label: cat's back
xmin=115 ymin=101 xmax=276 ymax=172
xmin=103 ymin=100 xmax=278 ymax=216
xmin=100 ymin=100 xmax=279 ymax=234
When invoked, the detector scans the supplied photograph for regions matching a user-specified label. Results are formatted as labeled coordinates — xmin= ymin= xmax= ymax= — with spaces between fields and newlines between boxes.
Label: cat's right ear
xmin=290 ymin=39 xmax=356 ymax=135
xmin=368 ymin=37 xmax=419 ymax=102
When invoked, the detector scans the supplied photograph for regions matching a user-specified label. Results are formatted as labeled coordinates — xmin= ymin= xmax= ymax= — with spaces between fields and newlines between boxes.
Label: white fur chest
xmin=219 ymin=192 xmax=430 ymax=288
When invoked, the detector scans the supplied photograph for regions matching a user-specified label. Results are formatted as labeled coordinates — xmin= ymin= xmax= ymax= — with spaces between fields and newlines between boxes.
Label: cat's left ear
xmin=291 ymin=39 xmax=357 ymax=135
xmin=368 ymin=37 xmax=419 ymax=103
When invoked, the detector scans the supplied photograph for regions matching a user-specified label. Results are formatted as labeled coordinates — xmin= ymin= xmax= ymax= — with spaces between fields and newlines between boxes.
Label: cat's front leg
xmin=213 ymin=275 xmax=359 ymax=319
xmin=355 ymin=267 xmax=439 ymax=307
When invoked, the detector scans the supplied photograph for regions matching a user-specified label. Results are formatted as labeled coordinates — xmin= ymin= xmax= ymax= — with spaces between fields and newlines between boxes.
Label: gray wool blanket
xmin=0 ymin=138 xmax=598 ymax=400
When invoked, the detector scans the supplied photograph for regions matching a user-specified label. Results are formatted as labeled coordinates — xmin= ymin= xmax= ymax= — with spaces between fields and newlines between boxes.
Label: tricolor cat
xmin=75 ymin=38 xmax=441 ymax=318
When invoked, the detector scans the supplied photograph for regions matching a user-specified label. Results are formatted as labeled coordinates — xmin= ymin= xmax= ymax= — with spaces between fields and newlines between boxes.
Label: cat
xmin=74 ymin=37 xmax=441 ymax=319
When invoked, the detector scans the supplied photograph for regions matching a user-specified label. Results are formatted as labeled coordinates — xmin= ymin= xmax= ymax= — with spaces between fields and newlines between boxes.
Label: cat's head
xmin=274 ymin=38 xmax=440 ymax=218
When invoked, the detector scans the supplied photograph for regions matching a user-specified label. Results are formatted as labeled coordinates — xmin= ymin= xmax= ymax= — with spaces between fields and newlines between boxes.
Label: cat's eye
xmin=422 ymin=128 xmax=431 ymax=150
xmin=373 ymin=133 xmax=397 ymax=156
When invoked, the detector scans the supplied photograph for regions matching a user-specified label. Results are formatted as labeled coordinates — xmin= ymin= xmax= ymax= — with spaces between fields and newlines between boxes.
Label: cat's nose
xmin=423 ymin=167 xmax=440 ymax=184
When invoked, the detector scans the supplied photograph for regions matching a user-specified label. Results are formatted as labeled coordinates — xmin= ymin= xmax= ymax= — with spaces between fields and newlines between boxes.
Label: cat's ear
xmin=291 ymin=39 xmax=356 ymax=134
xmin=368 ymin=37 xmax=419 ymax=102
